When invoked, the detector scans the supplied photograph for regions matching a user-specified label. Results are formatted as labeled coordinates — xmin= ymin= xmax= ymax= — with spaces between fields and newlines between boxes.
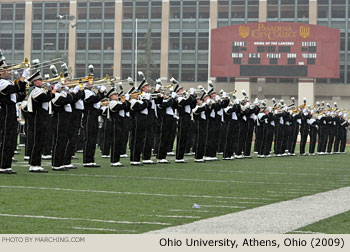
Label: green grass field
xmin=290 ymin=211 xmax=350 ymax=234
xmin=0 ymin=146 xmax=350 ymax=234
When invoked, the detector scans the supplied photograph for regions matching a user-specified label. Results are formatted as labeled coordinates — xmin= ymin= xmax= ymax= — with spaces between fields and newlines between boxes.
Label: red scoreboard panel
xmin=210 ymin=22 xmax=340 ymax=78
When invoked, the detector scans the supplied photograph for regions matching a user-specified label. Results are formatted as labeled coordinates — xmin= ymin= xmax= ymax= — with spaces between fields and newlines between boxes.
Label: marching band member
xmin=156 ymin=86 xmax=177 ymax=163
xmin=254 ymin=100 xmax=265 ymax=156
xmin=106 ymin=87 xmax=127 ymax=167
xmin=83 ymin=82 xmax=106 ymax=167
xmin=335 ymin=113 xmax=349 ymax=154
xmin=142 ymin=77 xmax=162 ymax=164
xmin=64 ymin=85 xmax=85 ymax=169
xmin=193 ymin=92 xmax=210 ymax=162
xmin=204 ymin=88 xmax=225 ymax=161
xmin=100 ymin=98 xmax=112 ymax=158
xmin=222 ymin=94 xmax=239 ymax=160
xmin=289 ymin=103 xmax=300 ymax=156
xmin=264 ymin=107 xmax=275 ymax=157
xmin=326 ymin=111 xmax=337 ymax=154
xmin=308 ymin=109 xmax=318 ymax=155
xmin=299 ymin=108 xmax=312 ymax=155
xmin=120 ymin=87 xmax=131 ymax=159
xmin=273 ymin=102 xmax=285 ymax=156
xmin=236 ymin=97 xmax=249 ymax=158
xmin=175 ymin=86 xmax=196 ymax=163
xmin=26 ymin=71 xmax=55 ymax=173
xmin=0 ymin=60 xmax=27 ymax=174
xmin=243 ymin=98 xmax=259 ymax=158
xmin=129 ymin=84 xmax=151 ymax=166
xmin=51 ymin=83 xmax=75 ymax=171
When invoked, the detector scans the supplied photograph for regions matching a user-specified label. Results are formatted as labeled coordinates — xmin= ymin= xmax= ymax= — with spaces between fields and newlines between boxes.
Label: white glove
xmin=155 ymin=84 xmax=162 ymax=91
xmin=222 ymin=92 xmax=228 ymax=98
xmin=124 ymin=93 xmax=130 ymax=101
xmin=83 ymin=83 xmax=87 ymax=88
xmin=171 ymin=92 xmax=177 ymax=99
xmin=215 ymin=95 xmax=221 ymax=101
xmin=235 ymin=99 xmax=240 ymax=105
xmin=144 ymin=92 xmax=151 ymax=100
xmin=96 ymin=85 xmax=101 ymax=90
xmin=99 ymin=85 xmax=106 ymax=92
xmin=73 ymin=85 xmax=80 ymax=93
xmin=274 ymin=110 xmax=278 ymax=115
xmin=189 ymin=88 xmax=195 ymax=95
xmin=22 ymin=68 xmax=30 ymax=79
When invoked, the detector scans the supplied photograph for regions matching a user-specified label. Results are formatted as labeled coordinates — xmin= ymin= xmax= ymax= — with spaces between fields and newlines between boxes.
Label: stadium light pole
xmin=57 ymin=14 xmax=75 ymax=63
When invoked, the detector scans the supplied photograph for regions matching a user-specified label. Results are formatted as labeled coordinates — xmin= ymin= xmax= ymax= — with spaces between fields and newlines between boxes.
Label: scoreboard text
xmin=210 ymin=22 xmax=339 ymax=78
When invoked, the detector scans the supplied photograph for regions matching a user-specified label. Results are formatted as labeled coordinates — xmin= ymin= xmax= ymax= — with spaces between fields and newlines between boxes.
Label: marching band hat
xmin=207 ymin=88 xmax=215 ymax=96
xmin=0 ymin=59 xmax=8 ymax=68
xmin=107 ymin=88 xmax=119 ymax=98
xmin=174 ymin=84 xmax=183 ymax=93
xmin=28 ymin=70 xmax=43 ymax=83
xmin=137 ymin=79 xmax=149 ymax=91
xmin=127 ymin=86 xmax=135 ymax=94
xmin=130 ymin=88 xmax=139 ymax=94
xmin=201 ymin=92 xmax=210 ymax=101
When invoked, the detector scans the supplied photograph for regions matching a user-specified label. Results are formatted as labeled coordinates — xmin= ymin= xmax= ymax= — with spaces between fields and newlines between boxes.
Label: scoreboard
xmin=210 ymin=22 xmax=339 ymax=78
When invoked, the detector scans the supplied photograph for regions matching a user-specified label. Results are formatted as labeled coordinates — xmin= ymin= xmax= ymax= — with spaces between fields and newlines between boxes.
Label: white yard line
xmin=267 ymin=191 xmax=307 ymax=195
xmin=0 ymin=213 xmax=170 ymax=226
xmin=0 ymin=185 xmax=275 ymax=201
xmin=147 ymin=186 xmax=350 ymax=234
xmin=168 ymin=209 xmax=211 ymax=213
xmin=139 ymin=214 xmax=201 ymax=219
xmin=27 ymin=173 xmax=347 ymax=188
xmin=215 ymin=201 xmax=263 ymax=204
xmin=200 ymin=205 xmax=246 ymax=209
xmin=70 ymin=227 xmax=137 ymax=233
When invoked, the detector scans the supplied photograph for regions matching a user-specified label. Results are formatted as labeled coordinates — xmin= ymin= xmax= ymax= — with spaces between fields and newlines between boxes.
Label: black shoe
xmin=52 ymin=167 xmax=68 ymax=171
xmin=130 ymin=162 xmax=143 ymax=166
xmin=67 ymin=165 xmax=77 ymax=169
xmin=29 ymin=170 xmax=48 ymax=173
xmin=1 ymin=169 xmax=17 ymax=174
xmin=12 ymin=159 xmax=17 ymax=162
xmin=71 ymin=157 xmax=79 ymax=160
xmin=83 ymin=164 xmax=101 ymax=168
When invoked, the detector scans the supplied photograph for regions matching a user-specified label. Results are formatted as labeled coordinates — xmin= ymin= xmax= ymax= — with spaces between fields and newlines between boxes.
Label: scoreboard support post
xmin=235 ymin=78 xmax=251 ymax=100
xmin=298 ymin=78 xmax=315 ymax=106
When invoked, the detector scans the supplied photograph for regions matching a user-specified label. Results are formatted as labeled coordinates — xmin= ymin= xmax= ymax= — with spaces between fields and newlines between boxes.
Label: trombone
xmin=42 ymin=72 xmax=66 ymax=84
xmin=7 ymin=58 xmax=30 ymax=71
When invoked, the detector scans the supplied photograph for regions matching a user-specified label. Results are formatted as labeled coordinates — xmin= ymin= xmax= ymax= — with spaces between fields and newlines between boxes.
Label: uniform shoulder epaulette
xmin=109 ymin=100 xmax=122 ymax=111
xmin=31 ymin=87 xmax=45 ymax=99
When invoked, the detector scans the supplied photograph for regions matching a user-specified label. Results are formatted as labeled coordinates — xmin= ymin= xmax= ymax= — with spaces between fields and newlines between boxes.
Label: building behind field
xmin=0 ymin=0 xmax=349 ymax=107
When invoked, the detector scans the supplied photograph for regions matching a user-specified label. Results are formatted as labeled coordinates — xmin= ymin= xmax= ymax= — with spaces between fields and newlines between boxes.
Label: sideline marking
xmin=0 ymin=185 xmax=275 ymax=201
xmin=0 ymin=213 xmax=170 ymax=226
xmin=147 ymin=187 xmax=350 ymax=234
xmin=70 ymin=227 xmax=137 ymax=233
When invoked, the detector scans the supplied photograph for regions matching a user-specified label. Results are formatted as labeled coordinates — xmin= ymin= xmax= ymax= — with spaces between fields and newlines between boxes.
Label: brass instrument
xmin=226 ymin=90 xmax=237 ymax=95
xmin=2 ymin=58 xmax=30 ymax=71
xmin=101 ymin=100 xmax=109 ymax=107
xmin=42 ymin=72 xmax=65 ymax=84
xmin=2 ymin=58 xmax=64 ymax=72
